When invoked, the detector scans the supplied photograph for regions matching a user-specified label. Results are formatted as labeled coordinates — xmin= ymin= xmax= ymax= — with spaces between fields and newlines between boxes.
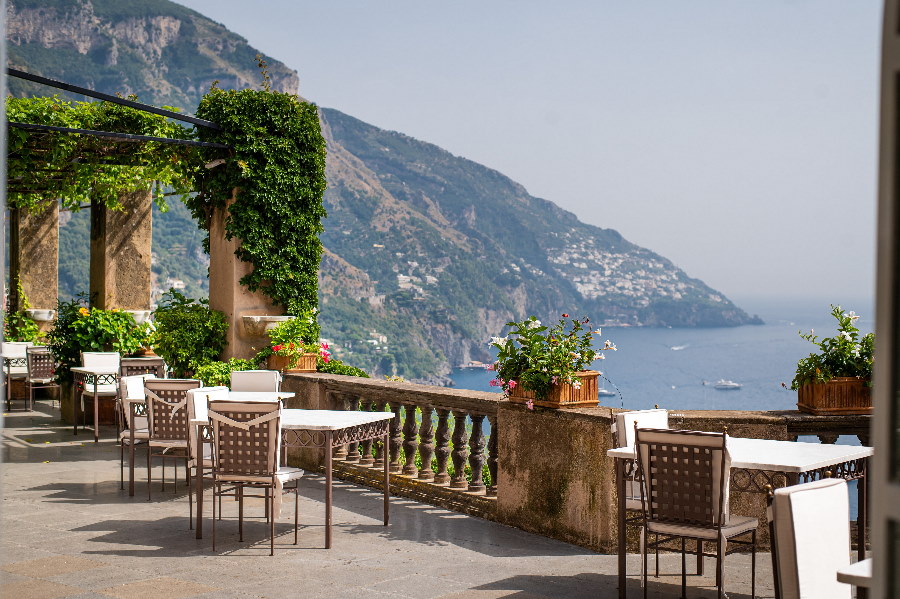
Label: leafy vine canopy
xmin=191 ymin=86 xmax=327 ymax=316
xmin=6 ymin=95 xmax=201 ymax=212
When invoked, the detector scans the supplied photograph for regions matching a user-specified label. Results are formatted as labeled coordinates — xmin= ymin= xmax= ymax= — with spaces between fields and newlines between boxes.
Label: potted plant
xmin=259 ymin=313 xmax=326 ymax=373
xmin=790 ymin=305 xmax=874 ymax=415
xmin=489 ymin=314 xmax=616 ymax=409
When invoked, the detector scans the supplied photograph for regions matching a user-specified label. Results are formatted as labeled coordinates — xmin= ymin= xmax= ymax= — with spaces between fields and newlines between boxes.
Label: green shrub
xmin=192 ymin=358 xmax=257 ymax=387
xmin=316 ymin=356 xmax=369 ymax=378
xmin=152 ymin=290 xmax=228 ymax=377
xmin=4 ymin=278 xmax=41 ymax=343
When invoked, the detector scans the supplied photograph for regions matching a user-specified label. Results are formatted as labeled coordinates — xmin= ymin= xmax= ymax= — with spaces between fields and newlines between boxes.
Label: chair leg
xmin=639 ymin=527 xmax=645 ymax=586
xmin=147 ymin=448 xmax=152 ymax=502
xmin=270 ymin=488 xmax=275 ymax=556
xmin=697 ymin=539 xmax=703 ymax=575
xmin=751 ymin=529 xmax=757 ymax=599
xmin=188 ymin=464 xmax=193 ymax=530
xmin=294 ymin=485 xmax=299 ymax=545
xmin=716 ymin=536 xmax=724 ymax=599
xmin=643 ymin=525 xmax=649 ymax=599
xmin=120 ymin=442 xmax=125 ymax=490
xmin=212 ymin=482 xmax=217 ymax=552
xmin=655 ymin=533 xmax=660 ymax=577
xmin=238 ymin=484 xmax=244 ymax=542
xmin=681 ymin=537 xmax=686 ymax=599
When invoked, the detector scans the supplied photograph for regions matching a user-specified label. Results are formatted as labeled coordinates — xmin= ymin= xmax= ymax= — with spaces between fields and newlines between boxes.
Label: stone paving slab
xmin=2 ymin=401 xmax=775 ymax=598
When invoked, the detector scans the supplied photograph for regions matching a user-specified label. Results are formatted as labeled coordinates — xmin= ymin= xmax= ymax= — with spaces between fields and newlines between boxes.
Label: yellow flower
xmin=78 ymin=307 xmax=90 ymax=316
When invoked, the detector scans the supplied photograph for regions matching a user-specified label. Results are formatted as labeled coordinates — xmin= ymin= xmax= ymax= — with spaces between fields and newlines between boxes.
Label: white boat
xmin=597 ymin=388 xmax=616 ymax=397
xmin=714 ymin=379 xmax=742 ymax=390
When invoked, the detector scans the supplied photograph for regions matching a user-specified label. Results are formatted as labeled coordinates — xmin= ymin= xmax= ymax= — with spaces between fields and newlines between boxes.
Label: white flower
xmin=490 ymin=336 xmax=507 ymax=346
xmin=526 ymin=319 xmax=542 ymax=329
xmin=604 ymin=340 xmax=617 ymax=350
xmin=840 ymin=331 xmax=853 ymax=342
xmin=592 ymin=328 xmax=602 ymax=335
xmin=852 ymin=347 xmax=861 ymax=358
xmin=572 ymin=380 xmax=582 ymax=390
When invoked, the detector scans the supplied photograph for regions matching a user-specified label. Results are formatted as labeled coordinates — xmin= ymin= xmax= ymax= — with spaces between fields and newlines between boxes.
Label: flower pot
xmin=507 ymin=370 xmax=600 ymax=409
xmin=797 ymin=377 xmax=872 ymax=415
xmin=267 ymin=352 xmax=317 ymax=373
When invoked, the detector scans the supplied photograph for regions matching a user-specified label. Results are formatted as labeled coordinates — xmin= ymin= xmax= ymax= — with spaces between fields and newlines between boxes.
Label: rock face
xmin=8 ymin=0 xmax=763 ymax=383
xmin=6 ymin=0 xmax=298 ymax=106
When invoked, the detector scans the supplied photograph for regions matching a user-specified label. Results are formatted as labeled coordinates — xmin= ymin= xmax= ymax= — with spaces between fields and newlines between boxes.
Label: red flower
xmin=562 ymin=313 xmax=569 ymax=318
xmin=273 ymin=344 xmax=283 ymax=352
xmin=321 ymin=342 xmax=329 ymax=350
xmin=288 ymin=342 xmax=295 ymax=349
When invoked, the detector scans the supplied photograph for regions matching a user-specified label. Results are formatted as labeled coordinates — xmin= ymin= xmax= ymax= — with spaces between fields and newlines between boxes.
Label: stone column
xmin=208 ymin=192 xmax=282 ymax=360
xmin=89 ymin=190 xmax=152 ymax=310
xmin=9 ymin=203 xmax=59 ymax=331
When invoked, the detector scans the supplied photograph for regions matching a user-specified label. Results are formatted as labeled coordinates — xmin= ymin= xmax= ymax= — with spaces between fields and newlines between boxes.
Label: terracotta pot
xmin=507 ymin=370 xmax=600 ymax=409
xmin=267 ymin=352 xmax=317 ymax=373
xmin=797 ymin=377 xmax=872 ymax=415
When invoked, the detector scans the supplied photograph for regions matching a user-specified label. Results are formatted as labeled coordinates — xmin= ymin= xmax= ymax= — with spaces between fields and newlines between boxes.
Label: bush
xmin=4 ymin=278 xmax=41 ymax=342
xmin=192 ymin=358 xmax=258 ymax=387
xmin=153 ymin=290 xmax=228 ymax=377
xmin=316 ymin=356 xmax=369 ymax=378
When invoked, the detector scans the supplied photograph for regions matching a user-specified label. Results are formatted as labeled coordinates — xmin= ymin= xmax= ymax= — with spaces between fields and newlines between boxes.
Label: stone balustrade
xmin=281 ymin=373 xmax=871 ymax=552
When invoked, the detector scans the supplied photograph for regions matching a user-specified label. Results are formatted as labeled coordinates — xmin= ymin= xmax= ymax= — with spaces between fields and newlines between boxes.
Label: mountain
xmin=6 ymin=0 xmax=762 ymax=383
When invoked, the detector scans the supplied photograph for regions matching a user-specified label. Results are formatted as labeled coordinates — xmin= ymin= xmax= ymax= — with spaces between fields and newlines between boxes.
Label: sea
xmin=448 ymin=296 xmax=874 ymax=518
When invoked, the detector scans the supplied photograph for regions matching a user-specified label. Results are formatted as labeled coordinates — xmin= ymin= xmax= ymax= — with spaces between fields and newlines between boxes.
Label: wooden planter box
xmin=267 ymin=352 xmax=317 ymax=373
xmin=507 ymin=370 xmax=600 ymax=409
xmin=797 ymin=377 xmax=872 ymax=415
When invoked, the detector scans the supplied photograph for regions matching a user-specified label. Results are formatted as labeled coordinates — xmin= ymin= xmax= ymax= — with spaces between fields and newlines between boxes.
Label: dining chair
xmin=120 ymin=356 xmax=166 ymax=378
xmin=635 ymin=427 xmax=758 ymax=599
xmin=25 ymin=346 xmax=58 ymax=411
xmin=229 ymin=370 xmax=281 ymax=392
xmin=117 ymin=374 xmax=156 ymax=489
xmin=3 ymin=341 xmax=32 ymax=411
xmin=186 ymin=386 xmax=230 ymax=524
xmin=145 ymin=378 xmax=201 ymax=527
xmin=768 ymin=478 xmax=851 ymax=599
xmin=77 ymin=351 xmax=120 ymax=430
xmin=612 ymin=408 xmax=669 ymax=579
xmin=208 ymin=399 xmax=302 ymax=555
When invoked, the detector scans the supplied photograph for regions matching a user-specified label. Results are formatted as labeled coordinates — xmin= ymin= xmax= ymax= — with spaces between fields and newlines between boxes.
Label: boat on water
xmin=597 ymin=388 xmax=616 ymax=397
xmin=713 ymin=379 xmax=742 ymax=390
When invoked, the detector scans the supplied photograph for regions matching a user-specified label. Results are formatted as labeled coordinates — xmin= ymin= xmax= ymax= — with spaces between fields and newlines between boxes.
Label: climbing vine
xmin=190 ymin=82 xmax=327 ymax=315
xmin=6 ymin=95 xmax=200 ymax=212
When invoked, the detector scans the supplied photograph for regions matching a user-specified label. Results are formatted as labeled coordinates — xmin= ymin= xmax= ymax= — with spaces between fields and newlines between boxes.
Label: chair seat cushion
xmin=276 ymin=466 xmax=304 ymax=483
xmin=648 ymin=515 xmax=758 ymax=540
xmin=149 ymin=439 xmax=188 ymax=449
xmin=624 ymin=497 xmax=643 ymax=511
xmin=27 ymin=377 xmax=55 ymax=384
xmin=217 ymin=467 xmax=304 ymax=485
xmin=120 ymin=428 xmax=150 ymax=441
xmin=82 ymin=384 xmax=118 ymax=395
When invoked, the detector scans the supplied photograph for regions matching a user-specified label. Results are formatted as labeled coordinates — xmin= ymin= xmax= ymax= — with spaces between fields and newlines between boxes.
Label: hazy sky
xmin=177 ymin=0 xmax=882 ymax=306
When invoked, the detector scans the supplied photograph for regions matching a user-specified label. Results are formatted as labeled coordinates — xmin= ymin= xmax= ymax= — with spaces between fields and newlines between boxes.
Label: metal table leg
xmin=325 ymin=430 xmax=333 ymax=549
xmin=617 ymin=458 xmax=627 ymax=599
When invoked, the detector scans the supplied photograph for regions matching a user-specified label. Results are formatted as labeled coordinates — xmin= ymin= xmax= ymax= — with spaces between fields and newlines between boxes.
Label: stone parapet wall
xmin=282 ymin=373 xmax=871 ymax=553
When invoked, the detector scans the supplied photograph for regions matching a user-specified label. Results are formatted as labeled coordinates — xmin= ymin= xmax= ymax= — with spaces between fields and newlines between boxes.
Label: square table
xmin=607 ymin=436 xmax=873 ymax=599
xmin=190 ymin=393 xmax=393 ymax=549
xmin=70 ymin=366 xmax=119 ymax=443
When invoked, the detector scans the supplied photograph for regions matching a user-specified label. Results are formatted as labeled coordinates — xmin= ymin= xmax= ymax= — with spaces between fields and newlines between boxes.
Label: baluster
xmin=359 ymin=398 xmax=376 ymax=466
xmin=388 ymin=402 xmax=403 ymax=473
xmin=373 ymin=400 xmax=388 ymax=468
xmin=402 ymin=404 xmax=419 ymax=476
xmin=417 ymin=407 xmax=435 ymax=481
xmin=345 ymin=394 xmax=362 ymax=462
xmin=818 ymin=433 xmax=839 ymax=445
xmin=433 ymin=409 xmax=451 ymax=484
xmin=467 ymin=414 xmax=486 ymax=493
xmin=487 ymin=414 xmax=498 ymax=496
xmin=450 ymin=412 xmax=470 ymax=489
xmin=858 ymin=433 xmax=871 ymax=447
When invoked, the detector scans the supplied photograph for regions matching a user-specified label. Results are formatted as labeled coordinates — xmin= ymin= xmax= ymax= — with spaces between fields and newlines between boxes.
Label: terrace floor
xmin=2 ymin=399 xmax=774 ymax=599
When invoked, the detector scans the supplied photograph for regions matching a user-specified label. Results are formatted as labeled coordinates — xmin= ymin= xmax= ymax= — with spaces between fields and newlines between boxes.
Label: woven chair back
xmin=81 ymin=351 xmax=120 ymax=370
xmin=120 ymin=357 xmax=166 ymax=378
xmin=209 ymin=401 xmax=281 ymax=479
xmin=26 ymin=347 xmax=56 ymax=380
xmin=635 ymin=427 xmax=730 ymax=530
xmin=145 ymin=379 xmax=201 ymax=442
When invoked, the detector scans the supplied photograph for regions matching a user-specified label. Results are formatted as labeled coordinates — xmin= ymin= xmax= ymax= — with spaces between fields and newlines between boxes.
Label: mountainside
xmin=6 ymin=0 xmax=762 ymax=383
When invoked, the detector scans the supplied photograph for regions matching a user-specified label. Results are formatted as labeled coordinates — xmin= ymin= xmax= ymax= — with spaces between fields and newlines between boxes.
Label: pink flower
xmin=507 ymin=380 xmax=518 ymax=390
xmin=321 ymin=342 xmax=329 ymax=350
xmin=489 ymin=379 xmax=501 ymax=387
xmin=526 ymin=399 xmax=534 ymax=410
xmin=551 ymin=375 xmax=559 ymax=384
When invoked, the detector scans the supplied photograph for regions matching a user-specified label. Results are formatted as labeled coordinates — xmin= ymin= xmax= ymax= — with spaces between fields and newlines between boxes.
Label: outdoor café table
xmin=837 ymin=557 xmax=873 ymax=589
xmin=3 ymin=351 xmax=28 ymax=411
xmin=191 ymin=397 xmax=393 ymax=548
xmin=607 ymin=436 xmax=874 ymax=599
xmin=70 ymin=365 xmax=118 ymax=443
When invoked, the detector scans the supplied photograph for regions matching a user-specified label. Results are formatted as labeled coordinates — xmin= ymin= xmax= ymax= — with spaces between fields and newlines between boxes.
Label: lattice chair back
xmin=186 ymin=386 xmax=230 ymax=461
xmin=119 ymin=374 xmax=156 ymax=430
xmin=120 ymin=357 xmax=166 ymax=378
xmin=614 ymin=408 xmax=669 ymax=448
xmin=81 ymin=351 xmax=120 ymax=370
xmin=635 ymin=428 xmax=731 ymax=530
xmin=26 ymin=347 xmax=56 ymax=382
xmin=145 ymin=379 xmax=201 ymax=443
xmin=230 ymin=369 xmax=281 ymax=392
xmin=208 ymin=400 xmax=282 ymax=480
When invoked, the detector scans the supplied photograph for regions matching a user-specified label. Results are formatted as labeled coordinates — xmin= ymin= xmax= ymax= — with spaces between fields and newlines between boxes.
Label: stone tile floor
xmin=2 ymin=400 xmax=774 ymax=598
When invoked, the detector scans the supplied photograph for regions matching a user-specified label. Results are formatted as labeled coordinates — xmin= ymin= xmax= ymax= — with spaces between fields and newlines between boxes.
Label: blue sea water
xmin=449 ymin=297 xmax=873 ymax=519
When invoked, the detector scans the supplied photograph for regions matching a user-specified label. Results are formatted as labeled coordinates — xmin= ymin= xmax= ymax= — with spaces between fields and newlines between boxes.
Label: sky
xmin=177 ymin=0 xmax=883 ymax=308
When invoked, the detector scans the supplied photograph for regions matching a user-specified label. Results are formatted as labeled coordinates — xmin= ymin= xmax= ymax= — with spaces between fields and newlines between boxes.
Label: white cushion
xmin=649 ymin=515 xmax=758 ymax=540
xmin=83 ymin=384 xmax=118 ymax=395
xmin=615 ymin=409 xmax=668 ymax=449
xmin=771 ymin=478 xmax=851 ymax=599
xmin=230 ymin=370 xmax=281 ymax=392
xmin=120 ymin=428 xmax=150 ymax=442
xmin=276 ymin=466 xmax=304 ymax=483
xmin=82 ymin=352 xmax=120 ymax=369
xmin=2 ymin=342 xmax=33 ymax=358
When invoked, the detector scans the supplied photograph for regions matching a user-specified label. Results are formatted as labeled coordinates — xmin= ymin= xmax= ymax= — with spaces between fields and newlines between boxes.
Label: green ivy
xmin=152 ymin=290 xmax=229 ymax=377
xmin=6 ymin=95 xmax=200 ymax=212
xmin=4 ymin=278 xmax=41 ymax=343
xmin=190 ymin=84 xmax=327 ymax=315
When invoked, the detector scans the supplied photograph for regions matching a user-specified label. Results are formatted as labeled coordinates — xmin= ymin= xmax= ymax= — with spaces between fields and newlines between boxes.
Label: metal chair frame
xmin=25 ymin=347 xmax=59 ymax=410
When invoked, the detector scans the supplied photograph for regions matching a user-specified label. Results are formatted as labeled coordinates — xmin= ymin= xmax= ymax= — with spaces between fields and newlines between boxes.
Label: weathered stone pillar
xmin=208 ymin=193 xmax=282 ymax=360
xmin=9 ymin=203 xmax=59 ymax=330
xmin=89 ymin=190 xmax=152 ymax=310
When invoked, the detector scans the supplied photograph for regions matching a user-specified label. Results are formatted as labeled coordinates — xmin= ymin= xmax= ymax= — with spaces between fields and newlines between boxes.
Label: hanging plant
xmin=189 ymin=67 xmax=327 ymax=316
